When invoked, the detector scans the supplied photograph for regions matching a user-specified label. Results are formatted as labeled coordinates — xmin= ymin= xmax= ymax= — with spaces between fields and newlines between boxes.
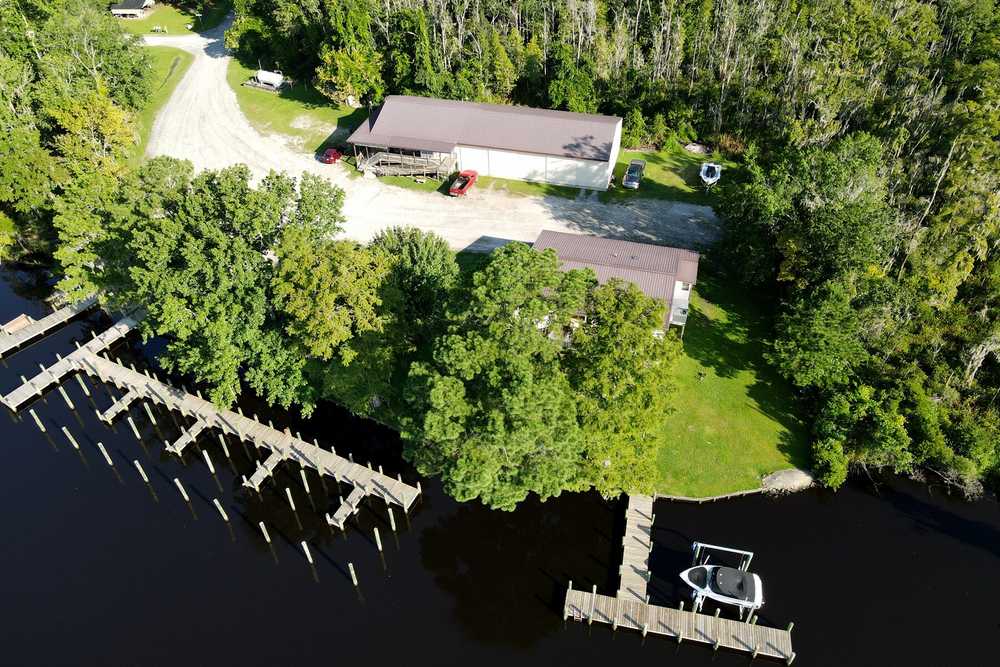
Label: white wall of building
xmin=670 ymin=279 xmax=693 ymax=326
xmin=454 ymin=139 xmax=619 ymax=191
xmin=605 ymin=121 xmax=623 ymax=186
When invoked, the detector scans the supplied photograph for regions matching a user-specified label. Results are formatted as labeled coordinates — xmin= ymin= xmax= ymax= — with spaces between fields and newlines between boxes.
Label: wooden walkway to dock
xmin=1 ymin=316 xmax=136 ymax=410
xmin=73 ymin=351 xmax=421 ymax=511
xmin=0 ymin=296 xmax=96 ymax=358
xmin=618 ymin=494 xmax=654 ymax=602
xmin=564 ymin=587 xmax=794 ymax=662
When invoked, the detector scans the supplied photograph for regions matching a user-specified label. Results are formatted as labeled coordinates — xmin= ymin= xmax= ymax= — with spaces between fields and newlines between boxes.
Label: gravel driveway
xmin=145 ymin=22 xmax=720 ymax=253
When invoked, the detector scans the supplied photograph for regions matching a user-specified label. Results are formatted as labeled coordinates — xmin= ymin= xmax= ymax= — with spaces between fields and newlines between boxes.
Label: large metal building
xmin=346 ymin=96 xmax=622 ymax=190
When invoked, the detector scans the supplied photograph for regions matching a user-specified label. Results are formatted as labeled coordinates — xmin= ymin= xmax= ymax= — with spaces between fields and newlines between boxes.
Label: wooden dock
xmin=73 ymin=351 xmax=420 ymax=511
xmin=329 ymin=485 xmax=366 ymax=528
xmin=564 ymin=493 xmax=796 ymax=662
xmin=618 ymin=494 xmax=654 ymax=602
xmin=1 ymin=316 xmax=136 ymax=410
xmin=0 ymin=297 xmax=96 ymax=358
xmin=564 ymin=587 xmax=795 ymax=662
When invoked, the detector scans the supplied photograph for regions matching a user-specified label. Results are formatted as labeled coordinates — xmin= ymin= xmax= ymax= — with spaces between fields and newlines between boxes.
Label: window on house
xmin=680 ymin=282 xmax=691 ymax=292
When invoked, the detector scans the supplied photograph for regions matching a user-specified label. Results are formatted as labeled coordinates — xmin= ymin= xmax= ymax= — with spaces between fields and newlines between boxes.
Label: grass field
xmin=654 ymin=269 xmax=809 ymax=497
xmin=132 ymin=46 xmax=194 ymax=164
xmin=226 ymin=59 xmax=366 ymax=153
xmin=602 ymin=144 xmax=740 ymax=206
xmin=351 ymin=142 xmax=738 ymax=201
xmin=118 ymin=2 xmax=229 ymax=36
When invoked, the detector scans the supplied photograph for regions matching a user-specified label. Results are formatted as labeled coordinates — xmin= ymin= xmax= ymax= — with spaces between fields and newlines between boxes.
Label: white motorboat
xmin=700 ymin=162 xmax=721 ymax=186
xmin=680 ymin=564 xmax=764 ymax=610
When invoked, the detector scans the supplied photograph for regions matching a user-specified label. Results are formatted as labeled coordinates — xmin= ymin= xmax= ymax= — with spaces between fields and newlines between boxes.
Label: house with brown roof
xmin=533 ymin=230 xmax=699 ymax=334
xmin=347 ymin=96 xmax=622 ymax=190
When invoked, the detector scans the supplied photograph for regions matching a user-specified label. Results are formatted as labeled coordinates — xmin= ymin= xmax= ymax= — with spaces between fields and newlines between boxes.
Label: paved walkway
xmin=144 ymin=20 xmax=720 ymax=253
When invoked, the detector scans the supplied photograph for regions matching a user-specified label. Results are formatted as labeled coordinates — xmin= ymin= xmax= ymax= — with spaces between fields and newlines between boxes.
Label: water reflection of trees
xmin=418 ymin=489 xmax=620 ymax=648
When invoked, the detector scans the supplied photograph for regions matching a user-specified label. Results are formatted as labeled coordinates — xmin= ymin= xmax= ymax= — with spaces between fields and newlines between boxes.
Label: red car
xmin=448 ymin=170 xmax=478 ymax=196
xmin=319 ymin=148 xmax=342 ymax=164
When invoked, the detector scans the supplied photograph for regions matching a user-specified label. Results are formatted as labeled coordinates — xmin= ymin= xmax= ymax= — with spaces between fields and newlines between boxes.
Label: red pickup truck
xmin=319 ymin=148 xmax=342 ymax=164
xmin=448 ymin=170 xmax=478 ymax=196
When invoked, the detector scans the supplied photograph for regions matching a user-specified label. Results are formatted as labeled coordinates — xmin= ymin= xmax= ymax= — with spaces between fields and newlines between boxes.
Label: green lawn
xmin=346 ymin=143 xmax=738 ymax=201
xmin=602 ymin=143 xmax=740 ymax=206
xmin=118 ymin=2 xmax=229 ymax=36
xmin=654 ymin=270 xmax=810 ymax=497
xmin=131 ymin=45 xmax=194 ymax=164
xmin=226 ymin=58 xmax=366 ymax=153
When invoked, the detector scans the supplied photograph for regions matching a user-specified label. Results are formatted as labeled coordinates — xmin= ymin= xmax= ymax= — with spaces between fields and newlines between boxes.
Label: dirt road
xmin=144 ymin=22 xmax=720 ymax=252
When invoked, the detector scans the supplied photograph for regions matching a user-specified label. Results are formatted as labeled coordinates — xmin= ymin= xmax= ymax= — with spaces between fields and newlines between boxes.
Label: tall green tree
xmin=567 ymin=280 xmax=681 ymax=497
xmin=402 ymin=243 xmax=590 ymax=510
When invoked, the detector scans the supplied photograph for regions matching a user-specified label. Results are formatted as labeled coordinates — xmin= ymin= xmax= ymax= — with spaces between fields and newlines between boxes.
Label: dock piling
xmin=589 ymin=585 xmax=596 ymax=625
xmin=74 ymin=373 xmax=91 ymax=397
xmin=373 ymin=527 xmax=383 ymax=552
xmin=301 ymin=541 xmax=313 ymax=564
xmin=348 ymin=562 xmax=359 ymax=587
xmin=61 ymin=426 xmax=80 ymax=450
xmin=142 ymin=401 xmax=157 ymax=425
xmin=300 ymin=468 xmax=310 ymax=494
xmin=388 ymin=507 xmax=397 ymax=532
xmin=57 ymin=385 xmax=75 ymax=410
xmin=127 ymin=415 xmax=141 ymax=440
xmin=285 ymin=487 xmax=296 ymax=512
xmin=133 ymin=460 xmax=149 ymax=483
xmin=96 ymin=442 xmax=114 ymax=466
xmin=213 ymin=498 xmax=229 ymax=522
xmin=173 ymin=478 xmax=190 ymax=503
xmin=202 ymin=449 xmax=215 ymax=475
xmin=259 ymin=521 xmax=271 ymax=543
xmin=28 ymin=408 xmax=45 ymax=433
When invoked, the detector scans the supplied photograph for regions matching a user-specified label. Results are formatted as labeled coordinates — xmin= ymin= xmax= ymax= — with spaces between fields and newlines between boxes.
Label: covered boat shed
xmin=347 ymin=96 xmax=622 ymax=190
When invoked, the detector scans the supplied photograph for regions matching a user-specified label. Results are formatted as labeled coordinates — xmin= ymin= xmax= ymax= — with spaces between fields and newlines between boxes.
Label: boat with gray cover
xmin=680 ymin=564 xmax=764 ymax=610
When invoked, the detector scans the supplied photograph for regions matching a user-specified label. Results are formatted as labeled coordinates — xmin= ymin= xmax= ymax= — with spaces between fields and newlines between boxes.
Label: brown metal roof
xmin=347 ymin=96 xmax=621 ymax=161
xmin=533 ymin=230 xmax=700 ymax=305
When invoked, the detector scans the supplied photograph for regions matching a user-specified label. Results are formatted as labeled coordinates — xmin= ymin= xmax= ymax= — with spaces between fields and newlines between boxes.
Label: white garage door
xmin=456 ymin=145 xmax=610 ymax=190
xmin=487 ymin=150 xmax=547 ymax=182
xmin=545 ymin=156 xmax=608 ymax=189
xmin=456 ymin=146 xmax=490 ymax=173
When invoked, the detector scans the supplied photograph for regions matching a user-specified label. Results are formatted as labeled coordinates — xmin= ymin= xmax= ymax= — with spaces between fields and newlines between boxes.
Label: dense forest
xmin=2 ymin=0 xmax=998 ymax=504
xmin=228 ymin=0 xmax=1000 ymax=496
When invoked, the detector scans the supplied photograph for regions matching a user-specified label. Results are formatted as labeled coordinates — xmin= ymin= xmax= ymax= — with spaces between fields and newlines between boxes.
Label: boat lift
xmin=691 ymin=541 xmax=754 ymax=571
xmin=689 ymin=541 xmax=756 ymax=618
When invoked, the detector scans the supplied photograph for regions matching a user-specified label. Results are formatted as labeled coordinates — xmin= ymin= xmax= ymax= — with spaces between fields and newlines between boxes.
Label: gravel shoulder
xmin=144 ymin=22 xmax=720 ymax=253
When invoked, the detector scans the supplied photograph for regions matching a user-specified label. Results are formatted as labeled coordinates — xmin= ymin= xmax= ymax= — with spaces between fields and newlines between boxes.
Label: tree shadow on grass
xmin=681 ymin=266 xmax=810 ymax=466
xmin=681 ymin=271 xmax=758 ymax=379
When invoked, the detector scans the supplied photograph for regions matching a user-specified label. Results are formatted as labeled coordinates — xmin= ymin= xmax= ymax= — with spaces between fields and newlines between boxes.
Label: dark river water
xmin=1 ymin=267 xmax=997 ymax=666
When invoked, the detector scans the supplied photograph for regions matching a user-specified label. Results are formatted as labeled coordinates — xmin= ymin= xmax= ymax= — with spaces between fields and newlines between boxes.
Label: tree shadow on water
xmin=418 ymin=490 xmax=619 ymax=648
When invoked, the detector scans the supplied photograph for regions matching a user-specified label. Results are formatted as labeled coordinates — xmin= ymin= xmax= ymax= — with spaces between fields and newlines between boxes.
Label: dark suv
xmin=622 ymin=159 xmax=646 ymax=189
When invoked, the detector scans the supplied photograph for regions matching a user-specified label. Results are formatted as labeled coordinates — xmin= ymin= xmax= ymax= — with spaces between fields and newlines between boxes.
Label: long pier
xmin=0 ymin=296 xmax=96 ymax=358
xmin=564 ymin=494 xmax=796 ymax=662
xmin=618 ymin=494 xmax=654 ymax=602
xmin=564 ymin=587 xmax=794 ymax=662
xmin=74 ymin=351 xmax=421 ymax=511
xmin=1 ymin=316 xmax=136 ymax=410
